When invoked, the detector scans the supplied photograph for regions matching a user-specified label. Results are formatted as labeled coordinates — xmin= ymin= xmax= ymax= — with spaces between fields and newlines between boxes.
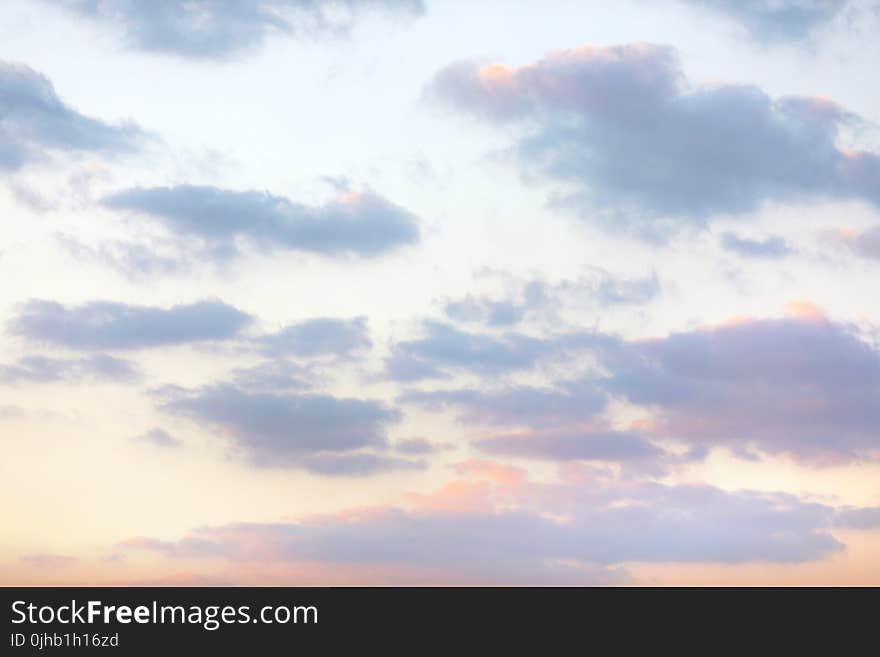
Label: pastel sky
xmin=2 ymin=0 xmax=880 ymax=586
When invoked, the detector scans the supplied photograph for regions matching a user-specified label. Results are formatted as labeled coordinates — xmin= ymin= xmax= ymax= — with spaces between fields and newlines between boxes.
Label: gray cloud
xmin=158 ymin=383 xmax=402 ymax=472
xmin=834 ymin=506 xmax=880 ymax=529
xmin=443 ymin=271 xmax=659 ymax=329
xmin=230 ymin=360 xmax=312 ymax=391
xmin=0 ymin=61 xmax=143 ymax=172
xmin=402 ymin=308 xmax=880 ymax=464
xmin=591 ymin=270 xmax=660 ymax=306
xmin=444 ymin=281 xmax=549 ymax=328
xmin=103 ymin=186 xmax=420 ymax=259
xmin=387 ymin=321 xmax=549 ymax=381
xmin=0 ymin=353 xmax=141 ymax=384
xmin=300 ymin=452 xmax=424 ymax=476
xmin=430 ymin=44 xmax=880 ymax=235
xmin=394 ymin=437 xmax=453 ymax=455
xmin=599 ymin=313 xmax=880 ymax=462
xmin=57 ymin=234 xmax=191 ymax=279
xmin=474 ymin=429 xmax=665 ymax=463
xmin=256 ymin=317 xmax=371 ymax=358
xmin=403 ymin=381 xmax=607 ymax=429
xmin=49 ymin=0 xmax=424 ymax=59
xmin=678 ymin=0 xmax=851 ymax=41
xmin=9 ymin=299 xmax=251 ymax=350
xmin=721 ymin=232 xmax=795 ymax=258
xmin=134 ymin=427 xmax=182 ymax=448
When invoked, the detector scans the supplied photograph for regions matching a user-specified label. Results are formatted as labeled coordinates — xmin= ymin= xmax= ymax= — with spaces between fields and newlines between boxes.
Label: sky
xmin=1 ymin=0 xmax=879 ymax=586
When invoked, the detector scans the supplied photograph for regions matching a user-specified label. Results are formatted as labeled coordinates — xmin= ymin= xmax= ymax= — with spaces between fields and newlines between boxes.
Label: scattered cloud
xmin=9 ymin=299 xmax=252 ymax=350
xmin=103 ymin=186 xmax=420 ymax=261
xmin=300 ymin=452 xmax=424 ymax=476
xmin=403 ymin=381 xmax=607 ymax=429
xmin=230 ymin=360 xmax=312 ymax=391
xmin=157 ymin=383 xmax=403 ymax=474
xmin=720 ymin=232 xmax=795 ymax=258
xmin=677 ymin=0 xmax=851 ymax=41
xmin=0 ymin=353 xmax=141 ymax=384
xmin=47 ymin=0 xmax=425 ymax=59
xmin=255 ymin=317 xmax=371 ymax=359
xmin=386 ymin=321 xmax=549 ymax=381
xmin=430 ymin=44 xmax=880 ymax=236
xmin=474 ymin=429 xmax=665 ymax=463
xmin=0 ymin=61 xmax=143 ymax=173
xmin=394 ymin=437 xmax=453 ymax=455
xmin=403 ymin=306 xmax=880 ymax=465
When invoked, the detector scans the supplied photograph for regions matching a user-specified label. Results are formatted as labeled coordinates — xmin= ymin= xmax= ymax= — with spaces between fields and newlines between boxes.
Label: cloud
xmin=134 ymin=427 xmax=182 ymax=448
xmin=49 ymin=0 xmax=424 ymax=59
xmin=444 ymin=281 xmax=549 ymax=327
xmin=443 ymin=271 xmax=659 ymax=329
xmin=598 ymin=310 xmax=880 ymax=463
xmin=158 ymin=383 xmax=402 ymax=472
xmin=429 ymin=44 xmax=880 ymax=235
xmin=300 ymin=453 xmax=424 ymax=476
xmin=404 ymin=382 xmax=668 ymax=470
xmin=119 ymin=464 xmax=864 ymax=583
xmin=720 ymin=232 xmax=795 ymax=258
xmin=9 ymin=299 xmax=251 ymax=350
xmin=834 ymin=506 xmax=880 ymax=529
xmin=57 ymin=234 xmax=191 ymax=279
xmin=0 ymin=61 xmax=143 ymax=172
xmin=256 ymin=317 xmax=371 ymax=358
xmin=474 ymin=429 xmax=665 ymax=463
xmin=402 ymin=305 xmax=880 ymax=465
xmin=387 ymin=321 xmax=549 ymax=381
xmin=103 ymin=186 xmax=420 ymax=259
xmin=678 ymin=0 xmax=851 ymax=41
xmin=834 ymin=225 xmax=880 ymax=260
xmin=0 ymin=353 xmax=141 ymax=384
xmin=403 ymin=381 xmax=607 ymax=429
xmin=230 ymin=360 xmax=312 ymax=391
xmin=394 ymin=437 xmax=453 ymax=455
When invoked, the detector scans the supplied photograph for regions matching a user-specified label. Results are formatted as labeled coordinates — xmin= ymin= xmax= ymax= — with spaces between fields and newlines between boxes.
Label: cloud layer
xmin=119 ymin=463 xmax=876 ymax=583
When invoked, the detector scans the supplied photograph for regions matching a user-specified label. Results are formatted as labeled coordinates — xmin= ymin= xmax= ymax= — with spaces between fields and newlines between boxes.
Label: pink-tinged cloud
xmin=112 ymin=461 xmax=880 ymax=584
xmin=429 ymin=43 xmax=880 ymax=233
xmin=404 ymin=306 xmax=880 ymax=465
xmin=600 ymin=309 xmax=880 ymax=464
xmin=833 ymin=225 xmax=880 ymax=261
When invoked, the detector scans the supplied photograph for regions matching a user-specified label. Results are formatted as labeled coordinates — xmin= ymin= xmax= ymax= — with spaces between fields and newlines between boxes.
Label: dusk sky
xmin=2 ymin=0 xmax=880 ymax=585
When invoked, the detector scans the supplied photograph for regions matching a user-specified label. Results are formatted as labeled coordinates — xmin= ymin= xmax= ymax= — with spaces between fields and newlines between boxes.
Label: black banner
xmin=1 ymin=587 xmax=876 ymax=653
